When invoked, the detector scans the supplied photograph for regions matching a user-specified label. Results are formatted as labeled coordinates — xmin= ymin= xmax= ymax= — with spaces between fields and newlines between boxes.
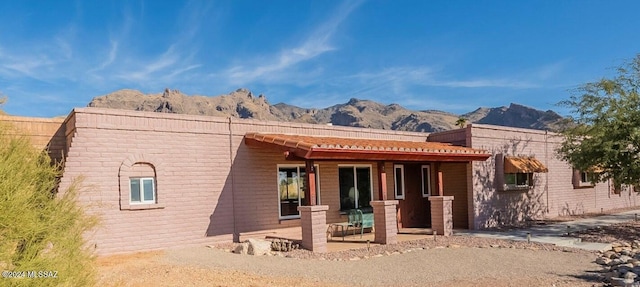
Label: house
xmin=430 ymin=124 xmax=640 ymax=229
xmin=2 ymin=108 xmax=639 ymax=255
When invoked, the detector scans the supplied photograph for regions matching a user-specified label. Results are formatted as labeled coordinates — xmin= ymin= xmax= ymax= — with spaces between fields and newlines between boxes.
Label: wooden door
xmin=397 ymin=164 xmax=431 ymax=228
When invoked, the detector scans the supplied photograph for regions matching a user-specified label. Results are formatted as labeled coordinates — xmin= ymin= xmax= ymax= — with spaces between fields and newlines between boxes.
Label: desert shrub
xmin=0 ymin=121 xmax=98 ymax=286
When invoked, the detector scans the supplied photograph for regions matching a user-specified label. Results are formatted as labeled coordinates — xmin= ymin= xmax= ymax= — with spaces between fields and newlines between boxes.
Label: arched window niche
xmin=119 ymin=154 xmax=165 ymax=210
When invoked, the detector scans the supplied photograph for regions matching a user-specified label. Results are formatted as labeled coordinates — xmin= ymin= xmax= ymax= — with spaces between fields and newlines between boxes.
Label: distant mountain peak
xmin=87 ymin=89 xmax=565 ymax=132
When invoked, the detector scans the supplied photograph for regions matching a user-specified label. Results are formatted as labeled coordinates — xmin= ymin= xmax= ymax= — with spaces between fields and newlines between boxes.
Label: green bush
xmin=0 ymin=121 xmax=98 ymax=286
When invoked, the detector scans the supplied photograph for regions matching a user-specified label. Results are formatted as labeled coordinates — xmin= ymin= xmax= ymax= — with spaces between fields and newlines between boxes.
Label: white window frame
xmin=394 ymin=164 xmax=405 ymax=199
xmin=504 ymin=173 xmax=533 ymax=190
xmin=421 ymin=165 xmax=432 ymax=197
xmin=578 ymin=171 xmax=595 ymax=187
xmin=338 ymin=164 xmax=374 ymax=211
xmin=129 ymin=177 xmax=156 ymax=204
xmin=277 ymin=164 xmax=321 ymax=220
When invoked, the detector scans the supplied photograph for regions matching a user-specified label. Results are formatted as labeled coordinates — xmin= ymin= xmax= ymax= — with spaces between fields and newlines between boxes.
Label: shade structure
xmin=504 ymin=156 xmax=549 ymax=173
xmin=244 ymin=133 xmax=491 ymax=162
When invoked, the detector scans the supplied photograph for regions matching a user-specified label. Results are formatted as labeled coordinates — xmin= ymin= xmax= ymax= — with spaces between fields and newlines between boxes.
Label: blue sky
xmin=1 ymin=1 xmax=639 ymax=117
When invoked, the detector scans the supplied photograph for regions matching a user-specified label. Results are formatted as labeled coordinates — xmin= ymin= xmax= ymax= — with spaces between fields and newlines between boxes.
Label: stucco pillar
xmin=429 ymin=196 xmax=454 ymax=236
xmin=298 ymin=205 xmax=329 ymax=253
xmin=371 ymin=200 xmax=399 ymax=244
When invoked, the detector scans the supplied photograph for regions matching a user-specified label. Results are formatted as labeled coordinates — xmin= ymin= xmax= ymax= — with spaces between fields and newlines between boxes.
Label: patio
xmin=262 ymin=227 xmax=434 ymax=252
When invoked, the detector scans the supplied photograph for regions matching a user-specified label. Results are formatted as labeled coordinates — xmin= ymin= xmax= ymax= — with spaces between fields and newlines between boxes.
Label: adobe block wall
xmin=230 ymin=117 xmax=400 ymax=234
xmin=58 ymin=109 xmax=235 ymax=255
xmin=440 ymin=162 xmax=469 ymax=229
xmin=0 ymin=115 xmax=67 ymax=162
xmin=466 ymin=124 xmax=640 ymax=229
xmin=57 ymin=108 xmax=430 ymax=254
xmin=427 ymin=128 xmax=468 ymax=147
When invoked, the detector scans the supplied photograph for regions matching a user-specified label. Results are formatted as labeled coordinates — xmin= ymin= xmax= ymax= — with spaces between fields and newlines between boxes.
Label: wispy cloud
xmin=90 ymin=2 xmax=212 ymax=88
xmin=345 ymin=66 xmax=537 ymax=94
xmin=224 ymin=0 xmax=363 ymax=85
xmin=435 ymin=79 xmax=536 ymax=88
xmin=96 ymin=40 xmax=119 ymax=70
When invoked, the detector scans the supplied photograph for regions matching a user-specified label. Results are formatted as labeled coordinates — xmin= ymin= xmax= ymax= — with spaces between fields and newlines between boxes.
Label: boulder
xmin=233 ymin=242 xmax=249 ymax=255
xmin=247 ymin=239 xmax=272 ymax=256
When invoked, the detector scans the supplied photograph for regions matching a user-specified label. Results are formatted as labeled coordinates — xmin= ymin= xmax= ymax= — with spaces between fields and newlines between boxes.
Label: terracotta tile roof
xmin=504 ymin=156 xmax=549 ymax=173
xmin=244 ymin=133 xmax=490 ymax=162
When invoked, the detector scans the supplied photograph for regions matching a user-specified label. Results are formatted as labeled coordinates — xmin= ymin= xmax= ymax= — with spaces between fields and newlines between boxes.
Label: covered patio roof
xmin=244 ymin=133 xmax=490 ymax=162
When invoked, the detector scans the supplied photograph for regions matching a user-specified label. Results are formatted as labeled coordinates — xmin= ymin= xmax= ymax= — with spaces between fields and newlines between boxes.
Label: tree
xmin=0 ymin=103 xmax=98 ymax=286
xmin=557 ymin=55 xmax=640 ymax=187
xmin=455 ymin=117 xmax=467 ymax=128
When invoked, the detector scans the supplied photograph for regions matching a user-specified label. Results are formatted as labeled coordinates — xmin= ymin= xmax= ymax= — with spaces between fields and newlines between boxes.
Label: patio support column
xmin=429 ymin=196 xmax=454 ymax=236
xmin=298 ymin=205 xmax=329 ymax=253
xmin=371 ymin=200 xmax=399 ymax=244
xmin=377 ymin=161 xmax=387 ymax=200
xmin=304 ymin=160 xmax=317 ymax=205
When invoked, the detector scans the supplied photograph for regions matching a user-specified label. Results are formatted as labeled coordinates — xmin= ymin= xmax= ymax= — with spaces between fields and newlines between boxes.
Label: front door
xmin=396 ymin=164 xmax=431 ymax=228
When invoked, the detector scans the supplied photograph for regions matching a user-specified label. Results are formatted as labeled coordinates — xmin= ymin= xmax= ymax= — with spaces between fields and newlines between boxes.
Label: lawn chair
xmin=330 ymin=209 xmax=363 ymax=241
xmin=351 ymin=209 xmax=365 ymax=238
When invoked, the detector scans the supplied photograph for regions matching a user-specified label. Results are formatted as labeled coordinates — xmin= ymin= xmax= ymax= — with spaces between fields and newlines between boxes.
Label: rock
xmin=610 ymin=277 xmax=626 ymax=286
xmin=448 ymin=244 xmax=461 ymax=249
xmin=490 ymin=244 xmax=500 ymax=248
xmin=605 ymin=271 xmax=620 ymax=282
xmin=270 ymin=239 xmax=299 ymax=252
xmin=247 ymin=239 xmax=272 ymax=256
xmin=597 ymin=257 xmax=613 ymax=265
xmin=620 ymin=263 xmax=635 ymax=270
xmin=233 ymin=242 xmax=249 ymax=255
xmin=620 ymin=255 xmax=633 ymax=263
xmin=604 ymin=251 xmax=617 ymax=259
xmin=611 ymin=258 xmax=624 ymax=266
xmin=625 ymin=271 xmax=638 ymax=281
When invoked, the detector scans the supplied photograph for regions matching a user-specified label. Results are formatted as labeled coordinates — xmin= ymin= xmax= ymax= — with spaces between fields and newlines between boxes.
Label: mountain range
xmin=87 ymin=88 xmax=564 ymax=133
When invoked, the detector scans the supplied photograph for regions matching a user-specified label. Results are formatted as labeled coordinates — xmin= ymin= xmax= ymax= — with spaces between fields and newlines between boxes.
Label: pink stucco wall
xmin=465 ymin=124 xmax=640 ymax=229
xmin=47 ymin=108 xmax=640 ymax=253
xmin=0 ymin=115 xmax=67 ymax=163
xmin=57 ymin=108 xmax=429 ymax=255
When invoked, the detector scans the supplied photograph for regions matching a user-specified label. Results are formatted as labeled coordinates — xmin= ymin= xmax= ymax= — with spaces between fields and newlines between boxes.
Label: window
xmin=119 ymin=159 xmax=164 ymax=210
xmin=580 ymin=172 xmax=590 ymax=183
xmin=578 ymin=171 xmax=595 ymax=188
xmin=504 ymin=173 xmax=533 ymax=190
xmin=130 ymin=177 xmax=155 ymax=204
xmin=278 ymin=165 xmax=320 ymax=219
xmin=500 ymin=155 xmax=547 ymax=191
xmin=394 ymin=165 xmax=405 ymax=199
xmin=421 ymin=165 xmax=431 ymax=197
xmin=339 ymin=166 xmax=373 ymax=212
xmin=572 ymin=169 xmax=596 ymax=188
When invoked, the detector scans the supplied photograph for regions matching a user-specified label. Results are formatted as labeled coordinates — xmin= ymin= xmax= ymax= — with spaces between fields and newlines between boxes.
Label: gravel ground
xmin=97 ymin=235 xmax=601 ymax=287
xmin=571 ymin=221 xmax=640 ymax=244
xmin=96 ymin=211 xmax=640 ymax=286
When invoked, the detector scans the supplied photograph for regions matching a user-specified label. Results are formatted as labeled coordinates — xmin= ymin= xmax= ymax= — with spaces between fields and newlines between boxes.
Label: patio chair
xmin=351 ymin=209 xmax=365 ymax=238
xmin=330 ymin=209 xmax=363 ymax=241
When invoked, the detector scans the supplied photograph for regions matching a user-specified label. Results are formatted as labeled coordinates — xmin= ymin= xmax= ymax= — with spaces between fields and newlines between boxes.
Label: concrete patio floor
xmin=326 ymin=232 xmax=432 ymax=252
xmin=265 ymin=227 xmax=434 ymax=252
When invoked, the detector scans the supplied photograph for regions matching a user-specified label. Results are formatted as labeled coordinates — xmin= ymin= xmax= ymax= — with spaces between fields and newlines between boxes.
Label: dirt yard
xmin=96 ymin=236 xmax=604 ymax=287
xmin=95 ymin=208 xmax=640 ymax=286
